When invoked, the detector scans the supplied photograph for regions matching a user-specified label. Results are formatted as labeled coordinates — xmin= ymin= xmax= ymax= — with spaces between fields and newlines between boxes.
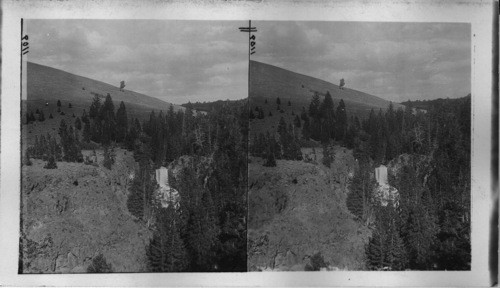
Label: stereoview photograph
xmin=247 ymin=21 xmax=471 ymax=271
xmin=20 ymin=20 xmax=248 ymax=273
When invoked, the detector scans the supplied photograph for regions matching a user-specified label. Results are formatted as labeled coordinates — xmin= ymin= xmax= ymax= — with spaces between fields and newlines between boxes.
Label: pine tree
xmin=38 ymin=110 xmax=45 ymax=122
xmin=294 ymin=115 xmax=301 ymax=128
xmin=320 ymin=91 xmax=335 ymax=141
xmin=116 ymin=101 xmax=128 ymax=142
xmin=336 ymin=99 xmax=347 ymax=141
xmin=322 ymin=143 xmax=333 ymax=168
xmin=346 ymin=162 xmax=375 ymax=223
xmin=83 ymin=121 xmax=91 ymax=143
xmin=87 ymin=254 xmax=113 ymax=273
xmin=44 ymin=155 xmax=57 ymax=169
xmin=81 ymin=109 xmax=89 ymax=124
xmin=23 ymin=150 xmax=32 ymax=166
xmin=57 ymin=100 xmax=61 ymax=107
xmin=367 ymin=230 xmax=384 ymax=270
xmin=89 ymin=95 xmax=101 ymax=119
xmin=249 ymin=109 xmax=255 ymax=119
xmin=276 ymin=97 xmax=281 ymax=105
xmin=75 ymin=117 xmax=82 ymax=130
xmin=103 ymin=146 xmax=115 ymax=170
xmin=263 ymin=141 xmax=276 ymax=167
xmin=147 ymin=207 xmax=188 ymax=272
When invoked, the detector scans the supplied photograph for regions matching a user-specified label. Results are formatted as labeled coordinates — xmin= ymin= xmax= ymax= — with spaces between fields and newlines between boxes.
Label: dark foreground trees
xmin=352 ymin=96 xmax=471 ymax=271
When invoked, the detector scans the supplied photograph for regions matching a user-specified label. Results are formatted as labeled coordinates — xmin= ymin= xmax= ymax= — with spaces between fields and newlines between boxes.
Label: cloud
xmin=253 ymin=21 xmax=470 ymax=102
xmin=26 ymin=20 xmax=470 ymax=104
xmin=26 ymin=19 xmax=248 ymax=104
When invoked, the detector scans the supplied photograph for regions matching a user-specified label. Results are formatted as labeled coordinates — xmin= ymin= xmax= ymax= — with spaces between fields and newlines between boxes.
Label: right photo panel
xmin=247 ymin=21 xmax=471 ymax=272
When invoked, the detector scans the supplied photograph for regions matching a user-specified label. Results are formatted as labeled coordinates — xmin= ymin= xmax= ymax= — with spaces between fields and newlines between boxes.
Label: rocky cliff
xmin=248 ymin=146 xmax=371 ymax=271
xmin=20 ymin=149 xmax=152 ymax=273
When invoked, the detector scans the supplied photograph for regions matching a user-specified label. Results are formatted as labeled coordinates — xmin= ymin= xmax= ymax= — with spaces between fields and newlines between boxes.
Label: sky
xmin=254 ymin=21 xmax=470 ymax=102
xmin=27 ymin=20 xmax=470 ymax=104
xmin=26 ymin=20 xmax=249 ymax=104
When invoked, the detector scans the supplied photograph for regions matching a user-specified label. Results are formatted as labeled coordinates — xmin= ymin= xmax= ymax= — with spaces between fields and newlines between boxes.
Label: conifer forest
xmin=23 ymin=94 xmax=248 ymax=272
xmin=20 ymin=20 xmax=473 ymax=274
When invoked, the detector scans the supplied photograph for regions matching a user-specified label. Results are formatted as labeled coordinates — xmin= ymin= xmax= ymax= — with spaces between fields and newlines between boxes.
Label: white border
xmin=0 ymin=0 xmax=494 ymax=286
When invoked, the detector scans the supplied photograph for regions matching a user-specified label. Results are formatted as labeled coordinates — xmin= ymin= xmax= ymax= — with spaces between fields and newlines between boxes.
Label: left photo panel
xmin=19 ymin=19 xmax=249 ymax=273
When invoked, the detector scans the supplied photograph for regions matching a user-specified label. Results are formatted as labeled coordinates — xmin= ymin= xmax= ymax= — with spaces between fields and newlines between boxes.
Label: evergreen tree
xmin=89 ymin=95 xmax=101 ymax=119
xmin=44 ymin=155 xmax=57 ymax=169
xmin=103 ymin=146 xmax=115 ymax=169
xmin=366 ymin=231 xmax=384 ymax=270
xmin=87 ymin=254 xmax=113 ymax=273
xmin=23 ymin=150 xmax=32 ymax=166
xmin=320 ymin=91 xmax=335 ymax=142
xmin=75 ymin=117 xmax=82 ymax=130
xmin=116 ymin=101 xmax=128 ymax=142
xmin=322 ymin=143 xmax=333 ymax=168
xmin=81 ymin=109 xmax=89 ymax=124
xmin=294 ymin=115 xmax=301 ymax=128
xmin=276 ymin=97 xmax=281 ymax=105
xmin=263 ymin=139 xmax=277 ymax=167
xmin=147 ymin=207 xmax=188 ymax=272
xmin=346 ymin=161 xmax=375 ymax=223
xmin=335 ymin=99 xmax=347 ymax=141
xmin=309 ymin=93 xmax=320 ymax=118
xmin=57 ymin=100 xmax=61 ymax=107
xmin=59 ymin=120 xmax=82 ymax=162
xmin=83 ymin=121 xmax=91 ymax=143
xmin=38 ymin=110 xmax=45 ymax=122
xmin=249 ymin=109 xmax=255 ymax=119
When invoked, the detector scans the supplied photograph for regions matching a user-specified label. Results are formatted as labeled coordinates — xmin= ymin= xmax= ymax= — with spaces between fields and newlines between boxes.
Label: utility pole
xmin=239 ymin=20 xmax=257 ymax=62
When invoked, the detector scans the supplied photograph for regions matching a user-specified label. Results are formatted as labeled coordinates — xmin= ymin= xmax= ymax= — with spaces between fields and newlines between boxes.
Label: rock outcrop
xmin=248 ymin=146 xmax=370 ymax=271
xmin=20 ymin=149 xmax=152 ymax=273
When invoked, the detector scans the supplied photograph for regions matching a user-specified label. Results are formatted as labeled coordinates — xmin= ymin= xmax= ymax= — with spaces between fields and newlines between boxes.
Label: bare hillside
xmin=26 ymin=62 xmax=184 ymax=121
xmin=20 ymin=149 xmax=152 ymax=273
xmin=248 ymin=146 xmax=371 ymax=271
xmin=250 ymin=60 xmax=403 ymax=114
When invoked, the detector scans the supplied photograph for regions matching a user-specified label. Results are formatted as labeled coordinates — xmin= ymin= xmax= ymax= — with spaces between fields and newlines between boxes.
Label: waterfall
xmin=155 ymin=166 xmax=169 ymax=188
xmin=375 ymin=165 xmax=388 ymax=185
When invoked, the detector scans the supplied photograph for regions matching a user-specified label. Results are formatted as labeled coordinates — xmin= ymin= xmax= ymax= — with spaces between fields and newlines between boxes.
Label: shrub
xmin=23 ymin=152 xmax=32 ymax=166
xmin=103 ymin=146 xmax=115 ymax=170
xmin=305 ymin=252 xmax=328 ymax=271
xmin=87 ymin=254 xmax=113 ymax=273
xmin=44 ymin=155 xmax=57 ymax=169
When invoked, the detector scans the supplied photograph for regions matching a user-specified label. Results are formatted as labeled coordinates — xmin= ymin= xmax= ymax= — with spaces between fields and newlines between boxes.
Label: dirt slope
xmin=248 ymin=146 xmax=371 ymax=271
xmin=20 ymin=149 xmax=152 ymax=273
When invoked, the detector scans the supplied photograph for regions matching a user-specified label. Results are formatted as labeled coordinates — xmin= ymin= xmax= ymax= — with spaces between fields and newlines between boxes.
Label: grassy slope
xmin=25 ymin=62 xmax=184 ymax=122
xmin=249 ymin=60 xmax=404 ymax=137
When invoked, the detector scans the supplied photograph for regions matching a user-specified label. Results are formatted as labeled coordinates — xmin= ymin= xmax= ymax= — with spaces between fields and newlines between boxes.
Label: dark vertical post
xmin=248 ymin=20 xmax=251 ymax=62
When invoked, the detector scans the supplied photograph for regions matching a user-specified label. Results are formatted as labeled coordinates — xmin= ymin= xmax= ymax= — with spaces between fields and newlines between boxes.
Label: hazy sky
xmin=27 ymin=20 xmax=470 ymax=104
xmin=26 ymin=20 xmax=248 ymax=104
xmin=254 ymin=21 xmax=470 ymax=102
